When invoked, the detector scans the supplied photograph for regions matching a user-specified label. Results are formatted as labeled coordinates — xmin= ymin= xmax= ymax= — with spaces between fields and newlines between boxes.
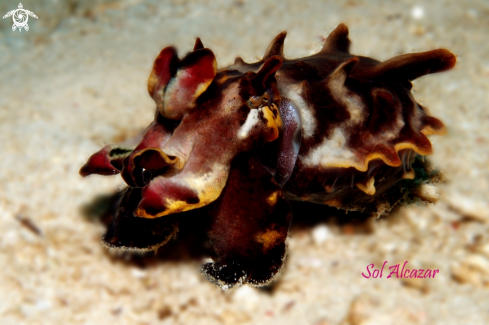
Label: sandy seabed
xmin=0 ymin=0 xmax=488 ymax=324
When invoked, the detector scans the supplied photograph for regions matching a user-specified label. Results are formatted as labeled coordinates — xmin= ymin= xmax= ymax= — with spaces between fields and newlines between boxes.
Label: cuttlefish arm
xmin=101 ymin=187 xmax=179 ymax=253
xmin=79 ymin=113 xmax=177 ymax=178
xmin=202 ymin=154 xmax=291 ymax=289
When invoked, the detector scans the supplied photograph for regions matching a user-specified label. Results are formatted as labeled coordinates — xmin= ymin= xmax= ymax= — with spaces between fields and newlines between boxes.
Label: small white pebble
xmin=233 ymin=285 xmax=255 ymax=299
xmin=411 ymin=6 xmax=424 ymax=19
xmin=312 ymin=224 xmax=330 ymax=245
xmin=309 ymin=258 xmax=323 ymax=268
xmin=36 ymin=300 xmax=51 ymax=310
xmin=298 ymin=257 xmax=323 ymax=268
xmin=233 ymin=285 xmax=260 ymax=310
xmin=131 ymin=268 xmax=147 ymax=279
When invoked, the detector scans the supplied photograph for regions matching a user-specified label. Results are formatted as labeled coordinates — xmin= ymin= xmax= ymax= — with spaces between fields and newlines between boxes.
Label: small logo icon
xmin=3 ymin=3 xmax=38 ymax=32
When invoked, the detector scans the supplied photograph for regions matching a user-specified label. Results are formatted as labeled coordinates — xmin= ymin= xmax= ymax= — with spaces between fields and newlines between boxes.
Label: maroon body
xmin=80 ymin=24 xmax=455 ymax=289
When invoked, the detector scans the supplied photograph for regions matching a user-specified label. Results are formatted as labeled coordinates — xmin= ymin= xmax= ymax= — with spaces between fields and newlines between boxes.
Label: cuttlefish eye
xmin=247 ymin=93 xmax=270 ymax=109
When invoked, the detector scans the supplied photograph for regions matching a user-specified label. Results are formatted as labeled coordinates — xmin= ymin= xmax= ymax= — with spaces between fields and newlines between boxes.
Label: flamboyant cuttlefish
xmin=80 ymin=24 xmax=456 ymax=289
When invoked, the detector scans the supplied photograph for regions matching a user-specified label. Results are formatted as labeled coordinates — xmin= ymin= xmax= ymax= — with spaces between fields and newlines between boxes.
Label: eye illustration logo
xmin=2 ymin=3 xmax=38 ymax=32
